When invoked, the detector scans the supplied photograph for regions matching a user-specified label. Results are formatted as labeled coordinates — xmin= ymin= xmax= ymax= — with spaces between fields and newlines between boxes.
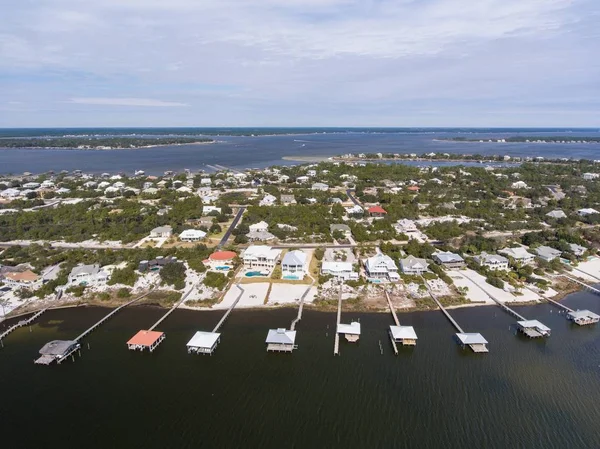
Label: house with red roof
xmin=407 ymin=186 xmax=420 ymax=193
xmin=204 ymin=250 xmax=237 ymax=271
xmin=368 ymin=206 xmax=388 ymax=218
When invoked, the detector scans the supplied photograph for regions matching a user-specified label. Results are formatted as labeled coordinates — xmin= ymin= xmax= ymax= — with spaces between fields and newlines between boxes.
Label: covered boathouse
xmin=567 ymin=310 xmax=600 ymax=326
xmin=265 ymin=328 xmax=297 ymax=352
xmin=389 ymin=325 xmax=418 ymax=346
xmin=35 ymin=340 xmax=81 ymax=365
xmin=516 ymin=320 xmax=551 ymax=338
xmin=187 ymin=331 xmax=221 ymax=355
xmin=456 ymin=333 xmax=489 ymax=353
xmin=127 ymin=330 xmax=165 ymax=352
xmin=337 ymin=321 xmax=361 ymax=343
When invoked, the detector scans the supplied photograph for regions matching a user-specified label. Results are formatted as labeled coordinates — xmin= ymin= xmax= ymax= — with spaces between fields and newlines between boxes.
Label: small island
xmin=0 ymin=136 xmax=214 ymax=150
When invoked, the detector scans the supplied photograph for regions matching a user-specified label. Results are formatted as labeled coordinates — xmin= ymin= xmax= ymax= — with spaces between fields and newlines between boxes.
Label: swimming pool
xmin=245 ymin=271 xmax=264 ymax=277
xmin=216 ymin=266 xmax=230 ymax=271
xmin=283 ymin=274 xmax=302 ymax=280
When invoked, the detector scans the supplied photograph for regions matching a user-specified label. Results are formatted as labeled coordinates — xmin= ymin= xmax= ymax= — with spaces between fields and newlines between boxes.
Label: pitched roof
xmin=127 ymin=330 xmax=165 ymax=346
xmin=209 ymin=251 xmax=237 ymax=261
xmin=368 ymin=206 xmax=387 ymax=214
xmin=265 ymin=328 xmax=296 ymax=345
xmin=4 ymin=270 xmax=40 ymax=282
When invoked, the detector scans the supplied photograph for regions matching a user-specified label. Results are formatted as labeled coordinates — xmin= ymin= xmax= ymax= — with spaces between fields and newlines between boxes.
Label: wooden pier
xmin=423 ymin=277 xmax=488 ymax=353
xmin=562 ymin=274 xmax=600 ymax=296
xmin=212 ymin=283 xmax=244 ymax=333
xmin=459 ymin=272 xmax=550 ymax=338
xmin=333 ymin=284 xmax=342 ymax=356
xmin=385 ymin=290 xmax=417 ymax=355
xmin=290 ymin=276 xmax=314 ymax=331
xmin=75 ymin=292 xmax=149 ymax=342
xmin=0 ymin=308 xmax=47 ymax=347
xmin=529 ymin=286 xmax=600 ymax=326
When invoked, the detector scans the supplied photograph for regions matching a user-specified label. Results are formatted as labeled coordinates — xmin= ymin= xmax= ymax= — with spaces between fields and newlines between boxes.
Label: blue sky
xmin=1 ymin=0 xmax=599 ymax=127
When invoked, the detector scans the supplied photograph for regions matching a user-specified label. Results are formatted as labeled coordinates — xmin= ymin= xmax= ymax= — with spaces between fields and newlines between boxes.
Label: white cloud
xmin=68 ymin=97 xmax=189 ymax=107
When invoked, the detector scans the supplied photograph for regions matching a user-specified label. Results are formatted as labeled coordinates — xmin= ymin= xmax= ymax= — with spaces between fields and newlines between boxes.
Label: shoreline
xmin=0 ymin=141 xmax=215 ymax=151
xmin=1 ymin=284 xmax=588 ymax=326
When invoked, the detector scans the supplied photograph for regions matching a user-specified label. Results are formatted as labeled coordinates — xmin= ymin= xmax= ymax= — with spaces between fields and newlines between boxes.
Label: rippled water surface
xmin=1 ymin=291 xmax=600 ymax=448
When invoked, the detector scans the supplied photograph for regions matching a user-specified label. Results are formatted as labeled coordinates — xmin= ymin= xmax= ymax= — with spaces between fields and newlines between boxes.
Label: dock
xmin=35 ymin=291 xmax=148 ymax=365
xmin=129 ymin=288 xmax=192 ymax=353
xmin=1 ymin=308 xmax=47 ymax=347
xmin=385 ymin=290 xmax=417 ymax=355
xmin=530 ymin=286 xmax=600 ymax=326
xmin=333 ymin=284 xmax=342 ymax=355
xmin=423 ymin=278 xmax=488 ymax=353
xmin=460 ymin=272 xmax=550 ymax=338
xmin=186 ymin=283 xmax=245 ymax=355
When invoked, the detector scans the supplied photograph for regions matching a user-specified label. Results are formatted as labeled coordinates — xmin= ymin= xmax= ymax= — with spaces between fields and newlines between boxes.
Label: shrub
xmin=203 ymin=272 xmax=228 ymax=290
xmin=117 ymin=288 xmax=131 ymax=298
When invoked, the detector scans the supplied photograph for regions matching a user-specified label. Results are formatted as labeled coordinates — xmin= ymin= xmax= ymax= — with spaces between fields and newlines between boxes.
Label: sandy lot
xmin=571 ymin=258 xmax=600 ymax=283
xmin=268 ymin=283 xmax=316 ymax=305
xmin=453 ymin=269 xmax=541 ymax=304
xmin=215 ymin=282 xmax=270 ymax=309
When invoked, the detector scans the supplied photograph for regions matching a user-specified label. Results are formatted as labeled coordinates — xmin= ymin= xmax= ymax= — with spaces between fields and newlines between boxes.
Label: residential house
xmin=368 ymin=206 xmax=388 ymax=218
xmin=546 ymin=210 xmax=567 ymax=219
xmin=400 ymin=255 xmax=429 ymax=275
xmin=583 ymin=173 xmax=599 ymax=181
xmin=578 ymin=208 xmax=599 ymax=217
xmin=203 ymin=206 xmax=221 ymax=215
xmin=535 ymin=246 xmax=562 ymax=262
xmin=247 ymin=230 xmax=276 ymax=242
xmin=280 ymin=194 xmax=296 ymax=205
xmin=321 ymin=261 xmax=359 ymax=281
xmin=569 ymin=243 xmax=587 ymax=257
xmin=311 ymin=182 xmax=329 ymax=191
xmin=473 ymin=252 xmax=509 ymax=271
xmin=204 ymin=250 xmax=237 ymax=271
xmin=150 ymin=225 xmax=173 ymax=238
xmin=281 ymin=250 xmax=308 ymax=277
xmin=249 ymin=221 xmax=269 ymax=233
xmin=3 ymin=270 xmax=41 ymax=289
xmin=259 ymin=193 xmax=277 ymax=206
xmin=498 ymin=247 xmax=535 ymax=265
xmin=394 ymin=219 xmax=418 ymax=234
xmin=179 ymin=229 xmax=207 ymax=242
xmin=242 ymin=246 xmax=282 ymax=271
xmin=296 ymin=176 xmax=309 ymax=184
xmin=364 ymin=253 xmax=400 ymax=282
xmin=511 ymin=181 xmax=528 ymax=189
xmin=330 ymin=224 xmax=352 ymax=238
xmin=345 ymin=205 xmax=364 ymax=218
xmin=68 ymin=264 xmax=109 ymax=285
xmin=200 ymin=178 xmax=212 ymax=186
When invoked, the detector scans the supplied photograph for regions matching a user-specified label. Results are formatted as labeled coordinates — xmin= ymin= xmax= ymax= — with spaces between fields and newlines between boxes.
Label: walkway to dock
xmin=524 ymin=286 xmax=573 ymax=313
xmin=426 ymin=288 xmax=464 ymax=333
xmin=333 ymin=284 xmax=342 ymax=356
xmin=384 ymin=290 xmax=399 ymax=355
xmin=571 ymin=267 xmax=600 ymax=283
xmin=0 ymin=308 xmax=47 ymax=346
xmin=561 ymin=274 xmax=600 ymax=296
xmin=148 ymin=288 xmax=193 ymax=332
xmin=291 ymin=275 xmax=315 ymax=331
xmin=212 ymin=283 xmax=245 ymax=333
xmin=75 ymin=291 xmax=150 ymax=342
xmin=459 ymin=272 xmax=527 ymax=320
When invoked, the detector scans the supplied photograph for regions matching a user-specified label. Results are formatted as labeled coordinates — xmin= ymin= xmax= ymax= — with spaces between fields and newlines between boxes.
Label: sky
xmin=1 ymin=0 xmax=599 ymax=127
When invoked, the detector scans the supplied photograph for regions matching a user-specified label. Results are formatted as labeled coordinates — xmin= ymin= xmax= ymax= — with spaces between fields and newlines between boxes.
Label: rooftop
xmin=265 ymin=328 xmax=297 ymax=345
xmin=187 ymin=331 xmax=221 ymax=348
xmin=209 ymin=250 xmax=237 ymax=261
xmin=456 ymin=333 xmax=488 ymax=345
xmin=390 ymin=325 xmax=418 ymax=340
xmin=127 ymin=330 xmax=165 ymax=347
xmin=337 ymin=321 xmax=361 ymax=335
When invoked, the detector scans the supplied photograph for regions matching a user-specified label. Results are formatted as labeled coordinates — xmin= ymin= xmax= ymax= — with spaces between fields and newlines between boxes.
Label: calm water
xmin=1 ymin=128 xmax=599 ymax=175
xmin=1 ymin=291 xmax=600 ymax=448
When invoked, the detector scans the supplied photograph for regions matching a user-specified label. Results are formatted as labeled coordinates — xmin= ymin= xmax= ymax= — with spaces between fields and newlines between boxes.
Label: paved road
xmin=217 ymin=206 xmax=246 ymax=248
xmin=346 ymin=189 xmax=362 ymax=206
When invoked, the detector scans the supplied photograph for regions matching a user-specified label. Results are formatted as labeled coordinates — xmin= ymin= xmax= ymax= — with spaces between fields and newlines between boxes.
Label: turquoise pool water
xmin=216 ymin=266 xmax=230 ymax=271
xmin=245 ymin=271 xmax=264 ymax=277
xmin=283 ymin=275 xmax=301 ymax=280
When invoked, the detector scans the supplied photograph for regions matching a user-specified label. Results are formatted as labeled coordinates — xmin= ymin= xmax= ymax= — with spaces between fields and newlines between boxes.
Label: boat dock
xmin=460 ymin=272 xmax=550 ymax=338
xmin=129 ymin=288 xmax=192 ymax=353
xmin=530 ymin=287 xmax=600 ymax=326
xmin=1 ymin=308 xmax=47 ymax=347
xmin=35 ymin=291 xmax=148 ymax=365
xmin=334 ymin=284 xmax=361 ymax=355
xmin=385 ymin=290 xmax=417 ymax=355
xmin=424 ymin=280 xmax=488 ymax=353
xmin=333 ymin=285 xmax=342 ymax=355
xmin=186 ymin=283 xmax=245 ymax=355
xmin=264 ymin=277 xmax=313 ymax=354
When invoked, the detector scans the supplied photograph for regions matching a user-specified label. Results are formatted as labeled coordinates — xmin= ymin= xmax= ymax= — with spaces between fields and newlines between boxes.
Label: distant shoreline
xmin=0 ymin=141 xmax=215 ymax=151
